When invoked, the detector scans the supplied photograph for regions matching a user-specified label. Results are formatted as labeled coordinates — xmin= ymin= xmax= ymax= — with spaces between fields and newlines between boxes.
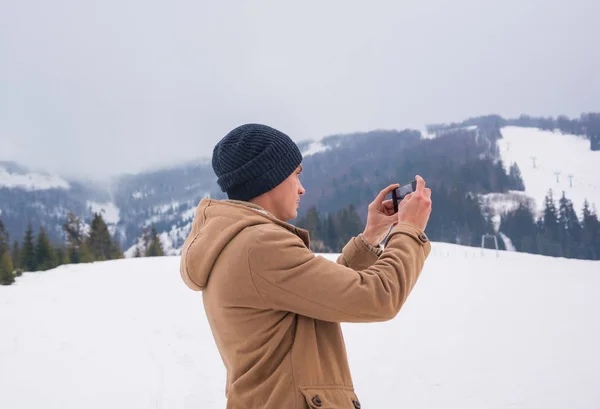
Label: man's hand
xmin=362 ymin=184 xmax=401 ymax=246
xmin=397 ymin=175 xmax=432 ymax=231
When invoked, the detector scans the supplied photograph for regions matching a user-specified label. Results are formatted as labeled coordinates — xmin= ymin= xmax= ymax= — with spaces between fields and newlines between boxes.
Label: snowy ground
xmin=1 ymin=243 xmax=599 ymax=408
xmin=498 ymin=126 xmax=600 ymax=215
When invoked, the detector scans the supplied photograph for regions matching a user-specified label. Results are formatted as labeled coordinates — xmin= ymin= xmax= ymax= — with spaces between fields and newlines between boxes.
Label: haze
xmin=1 ymin=0 xmax=598 ymax=181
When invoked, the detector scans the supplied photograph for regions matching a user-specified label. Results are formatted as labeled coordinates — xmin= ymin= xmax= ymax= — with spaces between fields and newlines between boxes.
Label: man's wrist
xmin=360 ymin=230 xmax=380 ymax=247
xmin=358 ymin=233 xmax=383 ymax=256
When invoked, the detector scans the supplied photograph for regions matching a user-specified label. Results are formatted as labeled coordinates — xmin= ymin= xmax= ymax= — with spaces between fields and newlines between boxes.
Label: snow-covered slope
xmin=302 ymin=140 xmax=331 ymax=156
xmin=85 ymin=201 xmax=120 ymax=225
xmin=498 ymin=126 xmax=600 ymax=214
xmin=1 ymin=244 xmax=599 ymax=408
xmin=0 ymin=164 xmax=70 ymax=191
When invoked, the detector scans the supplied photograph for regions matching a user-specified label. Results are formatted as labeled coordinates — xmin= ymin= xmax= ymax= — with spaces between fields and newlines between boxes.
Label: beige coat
xmin=180 ymin=199 xmax=431 ymax=408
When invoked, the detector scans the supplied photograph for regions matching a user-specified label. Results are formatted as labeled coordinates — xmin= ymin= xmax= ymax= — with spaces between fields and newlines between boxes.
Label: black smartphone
xmin=392 ymin=180 xmax=417 ymax=213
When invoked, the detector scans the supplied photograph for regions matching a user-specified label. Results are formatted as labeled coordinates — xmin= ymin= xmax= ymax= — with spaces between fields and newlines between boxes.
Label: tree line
xmin=0 ymin=212 xmax=165 ymax=286
xmin=296 ymin=204 xmax=366 ymax=253
xmin=500 ymin=190 xmax=600 ymax=259
xmin=427 ymin=113 xmax=600 ymax=151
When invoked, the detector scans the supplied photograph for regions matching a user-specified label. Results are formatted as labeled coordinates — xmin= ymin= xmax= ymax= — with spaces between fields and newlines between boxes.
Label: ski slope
xmin=498 ymin=126 xmax=600 ymax=215
xmin=1 ymin=243 xmax=599 ymax=408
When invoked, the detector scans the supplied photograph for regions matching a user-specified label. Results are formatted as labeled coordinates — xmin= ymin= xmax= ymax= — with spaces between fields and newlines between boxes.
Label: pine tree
xmin=500 ymin=202 xmax=538 ymax=253
xmin=21 ymin=223 xmax=37 ymax=272
xmin=11 ymin=240 xmax=21 ymax=270
xmin=63 ymin=212 xmax=83 ymax=247
xmin=297 ymin=207 xmax=329 ymax=252
xmin=145 ymin=226 xmax=164 ymax=257
xmin=80 ymin=242 xmax=95 ymax=263
xmin=0 ymin=251 xmax=15 ymax=285
xmin=36 ymin=227 xmax=58 ymax=271
xmin=558 ymin=192 xmax=583 ymax=258
xmin=508 ymin=162 xmax=525 ymax=191
xmin=68 ymin=245 xmax=81 ymax=264
xmin=303 ymin=207 xmax=321 ymax=238
xmin=0 ymin=218 xmax=8 ymax=259
xmin=55 ymin=246 xmax=67 ymax=266
xmin=581 ymin=200 xmax=600 ymax=259
xmin=87 ymin=213 xmax=113 ymax=261
xmin=63 ymin=212 xmax=84 ymax=263
xmin=541 ymin=190 xmax=560 ymax=256
xmin=110 ymin=238 xmax=124 ymax=259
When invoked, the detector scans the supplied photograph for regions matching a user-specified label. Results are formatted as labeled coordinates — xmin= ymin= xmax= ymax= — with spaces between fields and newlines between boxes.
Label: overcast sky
xmin=1 ymin=0 xmax=599 ymax=181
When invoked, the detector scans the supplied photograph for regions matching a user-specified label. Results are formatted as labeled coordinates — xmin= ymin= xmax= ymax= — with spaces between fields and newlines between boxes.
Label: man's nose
xmin=299 ymin=183 xmax=306 ymax=195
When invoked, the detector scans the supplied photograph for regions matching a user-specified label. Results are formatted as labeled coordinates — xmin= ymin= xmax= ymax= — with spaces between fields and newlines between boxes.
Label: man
xmin=180 ymin=123 xmax=432 ymax=408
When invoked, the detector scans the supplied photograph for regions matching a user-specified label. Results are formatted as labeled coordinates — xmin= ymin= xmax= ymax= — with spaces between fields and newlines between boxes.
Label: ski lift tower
xmin=481 ymin=233 xmax=500 ymax=258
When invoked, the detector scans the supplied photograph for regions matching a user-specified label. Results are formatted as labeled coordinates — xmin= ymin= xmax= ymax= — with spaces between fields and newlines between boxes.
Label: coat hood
xmin=179 ymin=199 xmax=309 ymax=291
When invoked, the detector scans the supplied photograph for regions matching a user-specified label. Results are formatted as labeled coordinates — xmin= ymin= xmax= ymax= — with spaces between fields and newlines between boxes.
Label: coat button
xmin=312 ymin=395 xmax=322 ymax=407
xmin=352 ymin=399 xmax=361 ymax=409
xmin=418 ymin=232 xmax=429 ymax=243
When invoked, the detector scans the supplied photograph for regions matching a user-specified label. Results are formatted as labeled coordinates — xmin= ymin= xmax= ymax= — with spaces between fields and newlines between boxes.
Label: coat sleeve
xmin=247 ymin=223 xmax=431 ymax=323
xmin=336 ymin=234 xmax=382 ymax=270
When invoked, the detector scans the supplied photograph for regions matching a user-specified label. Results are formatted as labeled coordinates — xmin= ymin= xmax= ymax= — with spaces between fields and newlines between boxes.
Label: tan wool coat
xmin=180 ymin=199 xmax=431 ymax=408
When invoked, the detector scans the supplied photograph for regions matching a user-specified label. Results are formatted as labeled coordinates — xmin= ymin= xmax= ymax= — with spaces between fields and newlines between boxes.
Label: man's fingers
xmin=374 ymin=184 xmax=399 ymax=205
xmin=424 ymin=188 xmax=431 ymax=198
xmin=382 ymin=199 xmax=394 ymax=208
xmin=415 ymin=175 xmax=426 ymax=193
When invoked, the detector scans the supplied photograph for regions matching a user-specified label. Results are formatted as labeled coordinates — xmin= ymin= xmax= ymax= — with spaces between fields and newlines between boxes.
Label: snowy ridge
xmin=301 ymin=141 xmax=331 ymax=156
xmin=1 ymin=243 xmax=598 ymax=408
xmin=0 ymin=165 xmax=70 ymax=190
xmin=498 ymin=126 xmax=600 ymax=215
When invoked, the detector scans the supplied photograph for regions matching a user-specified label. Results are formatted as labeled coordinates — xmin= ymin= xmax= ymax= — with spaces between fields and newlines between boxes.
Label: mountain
xmin=1 ymin=244 xmax=599 ymax=407
xmin=111 ymin=159 xmax=223 ymax=255
xmin=0 ymin=161 xmax=113 ymax=242
xmin=1 ymin=112 xmax=599 ymax=259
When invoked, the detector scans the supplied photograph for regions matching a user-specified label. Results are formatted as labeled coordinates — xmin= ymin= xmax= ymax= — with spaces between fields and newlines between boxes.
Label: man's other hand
xmin=362 ymin=184 xmax=400 ymax=246
xmin=397 ymin=175 xmax=432 ymax=231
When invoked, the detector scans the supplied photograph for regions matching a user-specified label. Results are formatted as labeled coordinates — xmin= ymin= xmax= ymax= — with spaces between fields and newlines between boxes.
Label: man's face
xmin=269 ymin=165 xmax=305 ymax=221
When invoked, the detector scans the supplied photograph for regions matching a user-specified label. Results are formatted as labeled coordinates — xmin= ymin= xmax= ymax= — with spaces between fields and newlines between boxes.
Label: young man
xmin=180 ymin=123 xmax=432 ymax=409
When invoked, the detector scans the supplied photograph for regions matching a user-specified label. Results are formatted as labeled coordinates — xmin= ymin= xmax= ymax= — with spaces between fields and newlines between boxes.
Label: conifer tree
xmin=55 ymin=246 xmax=69 ymax=266
xmin=540 ymin=190 xmax=560 ymax=255
xmin=558 ymin=192 xmax=583 ymax=258
xmin=36 ymin=227 xmax=58 ymax=271
xmin=508 ymin=162 xmax=525 ymax=191
xmin=87 ymin=213 xmax=113 ymax=261
xmin=499 ymin=202 xmax=538 ymax=253
xmin=63 ymin=212 xmax=84 ymax=264
xmin=80 ymin=242 xmax=95 ymax=263
xmin=110 ymin=238 xmax=124 ymax=259
xmin=0 ymin=218 xmax=8 ymax=259
xmin=0 ymin=251 xmax=15 ymax=285
xmin=11 ymin=240 xmax=21 ymax=270
xmin=21 ymin=223 xmax=37 ymax=272
xmin=145 ymin=226 xmax=164 ymax=257
xmin=581 ymin=200 xmax=600 ymax=259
